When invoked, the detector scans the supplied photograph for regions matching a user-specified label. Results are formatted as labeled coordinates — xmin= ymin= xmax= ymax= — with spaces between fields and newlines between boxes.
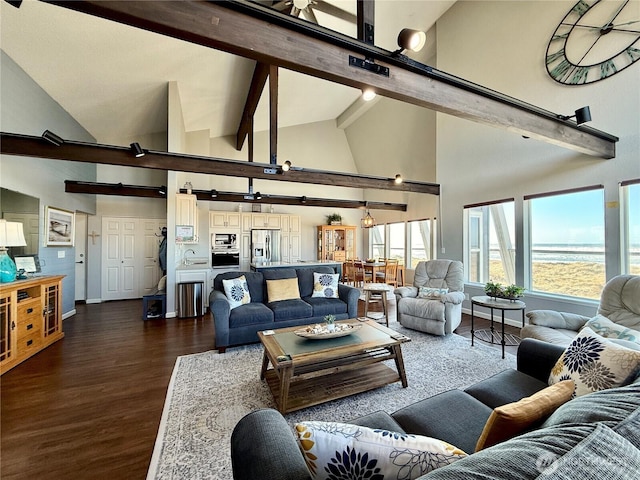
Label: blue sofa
xmin=209 ymin=266 xmax=360 ymax=352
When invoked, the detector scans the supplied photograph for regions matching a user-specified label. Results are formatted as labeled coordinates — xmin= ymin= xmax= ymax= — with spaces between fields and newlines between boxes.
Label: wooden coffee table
xmin=258 ymin=319 xmax=410 ymax=414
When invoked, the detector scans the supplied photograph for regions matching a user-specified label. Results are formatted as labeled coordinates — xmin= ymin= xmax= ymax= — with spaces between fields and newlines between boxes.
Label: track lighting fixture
xmin=255 ymin=192 xmax=262 ymax=200
xmin=559 ymin=106 xmax=591 ymax=125
xmin=210 ymin=189 xmax=218 ymax=198
xmin=395 ymin=174 xmax=403 ymax=184
xmin=158 ymin=186 xmax=166 ymax=196
xmin=300 ymin=196 xmax=307 ymax=204
xmin=362 ymin=89 xmax=376 ymax=101
xmin=130 ymin=142 xmax=145 ymax=158
xmin=42 ymin=130 xmax=64 ymax=146
xmin=393 ymin=28 xmax=426 ymax=56
xmin=281 ymin=160 xmax=292 ymax=172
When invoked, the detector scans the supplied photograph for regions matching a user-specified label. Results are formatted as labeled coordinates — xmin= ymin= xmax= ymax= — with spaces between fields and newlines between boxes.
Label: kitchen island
xmin=250 ymin=260 xmax=342 ymax=277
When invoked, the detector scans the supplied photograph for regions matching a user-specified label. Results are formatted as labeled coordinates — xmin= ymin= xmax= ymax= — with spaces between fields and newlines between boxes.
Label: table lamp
xmin=0 ymin=219 xmax=27 ymax=283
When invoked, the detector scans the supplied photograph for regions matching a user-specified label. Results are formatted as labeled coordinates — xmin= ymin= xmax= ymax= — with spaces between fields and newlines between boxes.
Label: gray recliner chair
xmin=394 ymin=260 xmax=465 ymax=336
xmin=521 ymin=274 xmax=640 ymax=346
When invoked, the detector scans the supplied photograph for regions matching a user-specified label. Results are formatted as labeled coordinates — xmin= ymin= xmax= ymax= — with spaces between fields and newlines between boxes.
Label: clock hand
xmin=602 ymin=0 xmax=629 ymax=29
xmin=613 ymin=19 xmax=640 ymax=27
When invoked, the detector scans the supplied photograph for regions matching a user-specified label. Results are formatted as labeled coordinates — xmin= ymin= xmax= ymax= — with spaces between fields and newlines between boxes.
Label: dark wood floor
xmin=1 ymin=301 xmax=520 ymax=480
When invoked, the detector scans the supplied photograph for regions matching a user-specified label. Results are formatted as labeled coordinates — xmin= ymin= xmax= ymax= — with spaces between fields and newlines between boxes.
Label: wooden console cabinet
xmin=317 ymin=225 xmax=356 ymax=262
xmin=0 ymin=275 xmax=64 ymax=375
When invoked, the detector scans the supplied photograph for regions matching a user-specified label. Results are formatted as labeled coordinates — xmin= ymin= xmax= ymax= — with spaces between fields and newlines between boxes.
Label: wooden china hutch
xmin=317 ymin=225 xmax=357 ymax=262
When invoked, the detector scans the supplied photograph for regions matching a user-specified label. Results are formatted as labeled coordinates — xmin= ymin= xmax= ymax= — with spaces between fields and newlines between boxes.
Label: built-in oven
xmin=212 ymin=232 xmax=238 ymax=250
xmin=212 ymin=249 xmax=240 ymax=269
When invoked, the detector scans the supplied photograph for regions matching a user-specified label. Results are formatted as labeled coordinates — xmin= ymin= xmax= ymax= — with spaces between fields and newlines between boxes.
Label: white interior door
xmin=102 ymin=217 xmax=138 ymax=301
xmin=74 ymin=213 xmax=87 ymax=301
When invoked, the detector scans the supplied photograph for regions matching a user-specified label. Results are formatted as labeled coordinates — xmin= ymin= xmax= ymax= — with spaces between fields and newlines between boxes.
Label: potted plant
xmin=484 ymin=281 xmax=503 ymax=298
xmin=324 ymin=314 xmax=336 ymax=332
xmin=503 ymin=284 xmax=525 ymax=301
xmin=326 ymin=213 xmax=342 ymax=225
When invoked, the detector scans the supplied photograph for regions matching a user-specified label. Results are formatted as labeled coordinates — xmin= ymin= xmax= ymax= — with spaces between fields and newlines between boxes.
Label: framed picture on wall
xmin=45 ymin=206 xmax=75 ymax=246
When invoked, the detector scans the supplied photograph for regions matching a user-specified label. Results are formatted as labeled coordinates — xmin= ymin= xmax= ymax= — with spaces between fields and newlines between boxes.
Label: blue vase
xmin=0 ymin=249 xmax=17 ymax=283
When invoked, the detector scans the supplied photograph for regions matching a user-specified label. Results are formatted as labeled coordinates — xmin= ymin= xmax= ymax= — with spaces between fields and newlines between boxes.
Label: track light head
xmin=394 ymin=28 xmax=426 ymax=55
xmin=300 ymin=196 xmax=307 ymax=204
xmin=255 ymin=192 xmax=262 ymax=200
xmin=395 ymin=174 xmax=403 ymax=184
xmin=42 ymin=130 xmax=64 ymax=146
xmin=130 ymin=142 xmax=145 ymax=157
xmin=559 ymin=106 xmax=591 ymax=125
xmin=281 ymin=160 xmax=292 ymax=172
xmin=158 ymin=185 xmax=166 ymax=196
xmin=211 ymin=189 xmax=218 ymax=198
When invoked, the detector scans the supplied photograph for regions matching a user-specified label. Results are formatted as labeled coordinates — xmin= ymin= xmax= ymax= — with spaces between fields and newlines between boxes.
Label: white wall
xmin=435 ymin=1 xmax=640 ymax=316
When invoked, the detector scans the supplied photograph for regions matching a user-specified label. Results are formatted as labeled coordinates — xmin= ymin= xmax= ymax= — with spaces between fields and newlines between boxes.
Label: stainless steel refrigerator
xmin=251 ymin=229 xmax=281 ymax=264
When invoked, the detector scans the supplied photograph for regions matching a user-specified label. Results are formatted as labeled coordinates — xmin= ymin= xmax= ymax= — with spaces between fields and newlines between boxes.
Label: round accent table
xmin=471 ymin=295 xmax=526 ymax=359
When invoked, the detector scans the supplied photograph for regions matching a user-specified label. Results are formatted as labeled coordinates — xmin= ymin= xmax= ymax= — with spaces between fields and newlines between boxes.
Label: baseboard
xmin=62 ymin=309 xmax=77 ymax=320
xmin=86 ymin=298 xmax=102 ymax=304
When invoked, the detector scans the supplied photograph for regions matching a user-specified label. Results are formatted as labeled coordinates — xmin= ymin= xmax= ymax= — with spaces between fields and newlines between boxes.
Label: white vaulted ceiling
xmin=0 ymin=1 xmax=456 ymax=144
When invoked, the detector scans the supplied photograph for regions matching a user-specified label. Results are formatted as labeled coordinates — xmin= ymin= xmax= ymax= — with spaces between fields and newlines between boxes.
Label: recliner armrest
xmin=441 ymin=291 xmax=465 ymax=304
xmin=526 ymin=310 xmax=591 ymax=330
xmin=394 ymin=286 xmax=418 ymax=298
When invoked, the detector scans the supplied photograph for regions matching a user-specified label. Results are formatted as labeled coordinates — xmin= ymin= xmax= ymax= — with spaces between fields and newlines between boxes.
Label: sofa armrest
xmin=394 ymin=286 xmax=418 ymax=299
xmin=517 ymin=338 xmax=565 ymax=383
xmin=209 ymin=290 xmax=230 ymax=349
xmin=526 ymin=310 xmax=591 ymax=331
xmin=338 ymin=283 xmax=360 ymax=318
xmin=231 ymin=409 xmax=311 ymax=480
xmin=441 ymin=291 xmax=465 ymax=304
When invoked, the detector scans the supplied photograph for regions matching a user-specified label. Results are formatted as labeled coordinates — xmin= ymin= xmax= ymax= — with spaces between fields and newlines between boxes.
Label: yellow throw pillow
xmin=266 ymin=278 xmax=300 ymax=303
xmin=475 ymin=380 xmax=575 ymax=452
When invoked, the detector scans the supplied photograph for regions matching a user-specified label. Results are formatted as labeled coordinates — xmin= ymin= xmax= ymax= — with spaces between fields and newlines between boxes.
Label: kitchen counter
xmin=250 ymin=260 xmax=342 ymax=276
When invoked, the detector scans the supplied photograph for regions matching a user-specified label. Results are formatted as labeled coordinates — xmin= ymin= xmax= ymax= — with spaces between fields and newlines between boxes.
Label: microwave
xmin=212 ymin=232 xmax=238 ymax=250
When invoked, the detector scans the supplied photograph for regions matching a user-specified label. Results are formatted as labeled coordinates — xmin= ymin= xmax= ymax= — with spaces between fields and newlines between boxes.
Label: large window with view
xmin=526 ymin=187 xmax=605 ymax=300
xmin=369 ymin=225 xmax=385 ymax=260
xmin=464 ymin=200 xmax=515 ymax=285
xmin=621 ymin=181 xmax=640 ymax=275
xmin=409 ymin=219 xmax=435 ymax=268
xmin=388 ymin=223 xmax=405 ymax=262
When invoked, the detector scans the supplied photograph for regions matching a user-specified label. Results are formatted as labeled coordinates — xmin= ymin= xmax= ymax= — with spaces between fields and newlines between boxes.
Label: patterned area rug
xmin=147 ymin=323 xmax=516 ymax=479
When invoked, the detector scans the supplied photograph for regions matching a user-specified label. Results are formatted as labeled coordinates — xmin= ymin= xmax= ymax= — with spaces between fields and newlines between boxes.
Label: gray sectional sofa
xmin=209 ymin=266 xmax=360 ymax=352
xmin=231 ymin=338 xmax=640 ymax=479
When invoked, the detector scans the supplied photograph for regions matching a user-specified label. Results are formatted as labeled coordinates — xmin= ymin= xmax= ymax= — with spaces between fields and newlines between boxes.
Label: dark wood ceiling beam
xmin=47 ymin=0 xmax=617 ymax=158
xmin=3 ymin=132 xmax=439 ymax=195
xmin=236 ymin=62 xmax=269 ymax=151
xmin=64 ymin=180 xmax=407 ymax=210
xmin=269 ymin=64 xmax=278 ymax=164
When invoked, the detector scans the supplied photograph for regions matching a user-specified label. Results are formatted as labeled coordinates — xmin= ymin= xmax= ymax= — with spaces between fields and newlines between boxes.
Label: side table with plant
xmin=484 ymin=281 xmax=525 ymax=301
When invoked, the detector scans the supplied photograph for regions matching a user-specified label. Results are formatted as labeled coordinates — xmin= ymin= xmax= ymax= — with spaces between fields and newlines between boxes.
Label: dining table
xmin=362 ymin=261 xmax=405 ymax=286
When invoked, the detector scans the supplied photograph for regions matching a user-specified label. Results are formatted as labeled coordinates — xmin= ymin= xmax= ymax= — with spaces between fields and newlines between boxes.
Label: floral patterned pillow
xmin=583 ymin=314 xmax=640 ymax=344
xmin=222 ymin=275 xmax=251 ymax=310
xmin=311 ymin=272 xmax=339 ymax=298
xmin=549 ymin=326 xmax=640 ymax=398
xmin=294 ymin=421 xmax=466 ymax=480
xmin=418 ymin=287 xmax=449 ymax=299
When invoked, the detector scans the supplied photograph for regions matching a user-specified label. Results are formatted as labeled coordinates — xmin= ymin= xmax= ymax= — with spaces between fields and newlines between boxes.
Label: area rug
xmin=147 ymin=324 xmax=516 ymax=480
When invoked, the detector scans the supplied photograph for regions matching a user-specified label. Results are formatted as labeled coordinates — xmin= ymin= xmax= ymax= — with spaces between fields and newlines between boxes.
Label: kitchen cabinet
xmin=176 ymin=193 xmax=198 ymax=243
xmin=317 ymin=225 xmax=356 ymax=262
xmin=209 ymin=211 xmax=241 ymax=228
xmin=281 ymin=215 xmax=301 ymax=263
xmin=251 ymin=213 xmax=281 ymax=229
xmin=240 ymin=233 xmax=251 ymax=270
xmin=1 ymin=275 xmax=64 ymax=375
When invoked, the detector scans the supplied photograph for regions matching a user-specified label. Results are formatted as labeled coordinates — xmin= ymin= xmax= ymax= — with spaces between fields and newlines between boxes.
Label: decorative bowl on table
xmin=294 ymin=323 xmax=362 ymax=340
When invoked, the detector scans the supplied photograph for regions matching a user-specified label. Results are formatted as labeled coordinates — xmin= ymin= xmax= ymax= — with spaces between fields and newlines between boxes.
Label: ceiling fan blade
xmin=302 ymin=7 xmax=319 ymax=24
xmin=313 ymin=0 xmax=356 ymax=23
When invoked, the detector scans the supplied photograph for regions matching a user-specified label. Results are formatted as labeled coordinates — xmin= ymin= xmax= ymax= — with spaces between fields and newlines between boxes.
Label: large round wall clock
xmin=546 ymin=0 xmax=640 ymax=85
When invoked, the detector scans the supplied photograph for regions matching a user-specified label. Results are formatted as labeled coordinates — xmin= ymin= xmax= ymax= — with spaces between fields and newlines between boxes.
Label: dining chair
xmin=376 ymin=259 xmax=399 ymax=287
xmin=352 ymin=260 xmax=371 ymax=287
xmin=342 ymin=260 xmax=355 ymax=286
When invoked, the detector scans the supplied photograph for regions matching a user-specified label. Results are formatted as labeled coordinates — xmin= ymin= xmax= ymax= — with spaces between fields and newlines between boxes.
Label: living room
xmin=1 ymin=0 xmax=639 ymax=478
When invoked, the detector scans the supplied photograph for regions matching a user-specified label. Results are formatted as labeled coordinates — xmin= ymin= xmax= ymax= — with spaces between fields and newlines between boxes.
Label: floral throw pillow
xmin=549 ymin=327 xmax=640 ymax=397
xmin=295 ymin=421 xmax=466 ymax=480
xmin=311 ymin=272 xmax=339 ymax=298
xmin=222 ymin=275 xmax=251 ymax=310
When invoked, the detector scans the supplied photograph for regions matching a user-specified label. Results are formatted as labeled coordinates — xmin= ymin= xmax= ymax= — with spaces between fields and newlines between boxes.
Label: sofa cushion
xmin=228 ymin=303 xmax=274 ymax=328
xmin=423 ymin=423 xmax=640 ymax=480
xmin=297 ymin=267 xmax=335 ymax=298
xmin=542 ymin=381 xmax=640 ymax=429
xmin=266 ymin=278 xmax=300 ymax=303
xmin=348 ymin=410 xmax=406 ymax=433
xmin=222 ymin=275 xmax=251 ymax=310
xmin=303 ymin=296 xmax=348 ymax=317
xmin=520 ymin=324 xmax=576 ymax=346
xmin=311 ymin=272 xmax=339 ymax=298
xmin=214 ymin=271 xmax=265 ymax=303
xmin=475 ymin=380 xmax=575 ymax=451
xmin=294 ymin=421 xmax=467 ymax=480
xmin=549 ymin=327 xmax=640 ymax=397
xmin=392 ymin=389 xmax=492 ymax=455
xmin=584 ymin=314 xmax=640 ymax=344
xmin=268 ymin=298 xmax=313 ymax=321
xmin=464 ymin=369 xmax=548 ymax=409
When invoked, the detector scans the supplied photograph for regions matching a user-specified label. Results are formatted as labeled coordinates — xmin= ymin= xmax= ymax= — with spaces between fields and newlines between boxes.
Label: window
xmin=621 ymin=181 xmax=640 ymax=275
xmin=409 ymin=220 xmax=434 ymax=268
xmin=464 ymin=200 xmax=515 ymax=285
xmin=526 ymin=187 xmax=605 ymax=300
xmin=388 ymin=223 xmax=405 ymax=262
xmin=369 ymin=225 xmax=385 ymax=259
